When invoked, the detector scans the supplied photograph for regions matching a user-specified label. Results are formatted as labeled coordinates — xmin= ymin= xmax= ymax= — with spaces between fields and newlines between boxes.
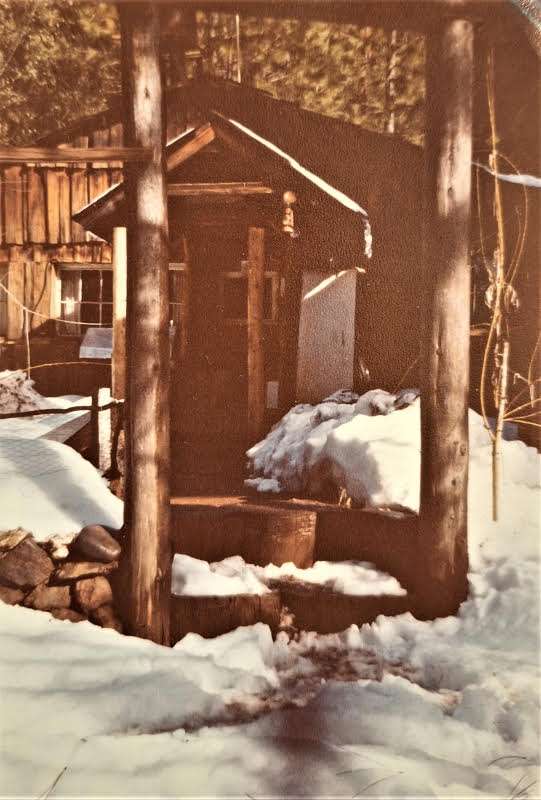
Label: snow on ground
xmin=0 ymin=369 xmax=53 ymax=413
xmin=0 ymin=436 xmax=123 ymax=539
xmin=0 ymin=370 xmax=122 ymax=539
xmin=172 ymin=554 xmax=406 ymax=597
xmin=1 ymin=389 xmax=539 ymax=797
xmin=0 ymin=370 xmax=91 ymax=442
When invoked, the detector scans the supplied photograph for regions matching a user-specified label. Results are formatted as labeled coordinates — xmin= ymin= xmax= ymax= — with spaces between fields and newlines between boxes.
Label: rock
xmin=71 ymin=525 xmax=121 ymax=564
xmin=0 ymin=538 xmax=54 ymax=590
xmin=53 ymin=560 xmax=118 ymax=583
xmin=50 ymin=608 xmax=86 ymax=623
xmin=0 ymin=529 xmax=30 ymax=553
xmin=74 ymin=576 xmax=113 ymax=612
xmin=0 ymin=585 xmax=24 ymax=605
xmin=91 ymin=604 xmax=123 ymax=633
xmin=23 ymin=584 xmax=71 ymax=611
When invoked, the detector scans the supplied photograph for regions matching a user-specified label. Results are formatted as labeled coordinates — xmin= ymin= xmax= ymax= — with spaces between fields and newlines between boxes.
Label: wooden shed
xmin=72 ymin=101 xmax=385 ymax=491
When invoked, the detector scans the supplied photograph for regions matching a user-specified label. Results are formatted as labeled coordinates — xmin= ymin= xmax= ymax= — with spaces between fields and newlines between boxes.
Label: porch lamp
xmin=282 ymin=190 xmax=299 ymax=238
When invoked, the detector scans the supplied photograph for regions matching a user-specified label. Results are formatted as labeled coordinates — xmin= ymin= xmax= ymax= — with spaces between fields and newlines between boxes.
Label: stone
xmin=74 ymin=576 xmax=113 ymax=612
xmin=23 ymin=584 xmax=71 ymax=611
xmin=0 ymin=585 xmax=24 ymax=605
xmin=50 ymin=608 xmax=86 ymax=623
xmin=0 ymin=529 xmax=30 ymax=553
xmin=0 ymin=538 xmax=54 ymax=590
xmin=53 ymin=560 xmax=118 ymax=583
xmin=91 ymin=604 xmax=123 ymax=633
xmin=71 ymin=525 xmax=121 ymax=564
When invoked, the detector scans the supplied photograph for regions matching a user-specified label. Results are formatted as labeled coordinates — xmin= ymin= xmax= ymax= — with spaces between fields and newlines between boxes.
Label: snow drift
xmin=246 ymin=390 xmax=540 ymax=519
xmin=0 ymin=369 xmax=54 ymax=414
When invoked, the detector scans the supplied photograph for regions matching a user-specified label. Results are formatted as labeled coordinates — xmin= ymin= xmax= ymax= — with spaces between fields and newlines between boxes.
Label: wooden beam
xmin=419 ymin=17 xmax=473 ymax=618
xmin=168 ymin=181 xmax=273 ymax=196
xmin=112 ymin=226 xmax=127 ymax=401
xmin=0 ymin=146 xmax=152 ymax=165
xmin=247 ymin=226 xmax=266 ymax=443
xmin=166 ymin=123 xmax=215 ymax=171
xmin=120 ymin=2 xmax=171 ymax=645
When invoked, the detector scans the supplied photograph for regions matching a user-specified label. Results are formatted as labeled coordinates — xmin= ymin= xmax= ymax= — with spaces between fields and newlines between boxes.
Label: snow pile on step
xmin=171 ymin=554 xmax=270 ymax=596
xmin=0 ymin=369 xmax=54 ymax=414
xmin=255 ymin=559 xmax=406 ymax=596
xmin=0 ymin=437 xmax=123 ymax=539
xmin=246 ymin=391 xmax=540 ymax=523
xmin=172 ymin=555 xmax=406 ymax=597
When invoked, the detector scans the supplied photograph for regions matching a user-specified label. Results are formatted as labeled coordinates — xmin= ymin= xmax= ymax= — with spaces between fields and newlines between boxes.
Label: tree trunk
xmin=419 ymin=17 xmax=474 ymax=618
xmin=119 ymin=2 xmax=171 ymax=644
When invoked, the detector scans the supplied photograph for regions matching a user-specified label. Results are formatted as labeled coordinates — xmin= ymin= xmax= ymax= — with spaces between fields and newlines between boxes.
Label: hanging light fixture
xmin=282 ymin=190 xmax=299 ymax=237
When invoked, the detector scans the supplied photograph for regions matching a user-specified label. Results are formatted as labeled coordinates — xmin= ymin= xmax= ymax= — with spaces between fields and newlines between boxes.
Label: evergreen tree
xmin=0 ymin=0 xmax=119 ymax=145
xmin=197 ymin=12 xmax=425 ymax=145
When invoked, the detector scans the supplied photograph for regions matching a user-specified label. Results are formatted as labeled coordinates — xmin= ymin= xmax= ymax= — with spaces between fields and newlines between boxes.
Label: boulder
xmin=91 ymin=604 xmax=123 ymax=633
xmin=0 ymin=529 xmax=30 ymax=553
xmin=71 ymin=525 xmax=121 ymax=564
xmin=23 ymin=584 xmax=71 ymax=611
xmin=53 ymin=560 xmax=118 ymax=583
xmin=50 ymin=608 xmax=86 ymax=623
xmin=0 ymin=538 xmax=54 ymax=590
xmin=74 ymin=576 xmax=113 ymax=612
xmin=0 ymin=585 xmax=24 ymax=605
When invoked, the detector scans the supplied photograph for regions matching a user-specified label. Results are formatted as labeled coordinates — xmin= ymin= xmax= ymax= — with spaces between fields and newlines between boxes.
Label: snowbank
xmin=246 ymin=392 xmax=540 ymax=525
xmin=0 ymin=437 xmax=123 ymax=539
xmin=0 ymin=369 xmax=54 ymax=413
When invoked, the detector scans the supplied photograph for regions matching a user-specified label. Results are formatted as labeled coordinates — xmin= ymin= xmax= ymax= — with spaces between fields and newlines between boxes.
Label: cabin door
xmin=171 ymin=232 xmax=249 ymax=493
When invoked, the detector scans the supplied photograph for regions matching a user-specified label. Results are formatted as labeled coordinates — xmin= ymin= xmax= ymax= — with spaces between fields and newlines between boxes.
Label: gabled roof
xmin=72 ymin=109 xmax=373 ymax=265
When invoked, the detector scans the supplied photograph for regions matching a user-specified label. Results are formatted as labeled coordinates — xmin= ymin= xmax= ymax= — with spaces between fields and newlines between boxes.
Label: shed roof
xmin=72 ymin=103 xmax=374 ymax=266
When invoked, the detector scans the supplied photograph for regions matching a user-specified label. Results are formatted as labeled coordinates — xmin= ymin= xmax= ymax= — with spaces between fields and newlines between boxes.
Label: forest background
xmin=0 ymin=0 xmax=425 ymax=147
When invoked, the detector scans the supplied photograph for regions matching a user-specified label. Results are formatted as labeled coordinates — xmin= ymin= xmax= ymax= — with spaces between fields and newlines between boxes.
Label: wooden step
xmin=314 ymin=506 xmax=420 ymax=592
xmin=170 ymin=590 xmax=281 ymax=643
xmin=171 ymin=496 xmax=317 ymax=568
xmin=272 ymin=578 xmax=413 ymax=635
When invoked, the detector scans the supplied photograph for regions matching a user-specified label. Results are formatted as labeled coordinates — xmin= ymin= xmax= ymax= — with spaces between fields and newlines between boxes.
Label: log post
xmin=119 ymin=3 xmax=171 ymax=644
xmin=278 ymin=238 xmax=303 ymax=414
xmin=419 ymin=16 xmax=474 ymax=618
xmin=89 ymin=388 xmax=100 ymax=468
xmin=112 ymin=226 xmax=127 ymax=401
xmin=247 ymin=226 xmax=266 ymax=442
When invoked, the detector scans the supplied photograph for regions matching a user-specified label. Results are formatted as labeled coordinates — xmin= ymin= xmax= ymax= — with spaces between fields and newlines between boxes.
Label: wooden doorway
xmin=171 ymin=227 xmax=279 ymax=494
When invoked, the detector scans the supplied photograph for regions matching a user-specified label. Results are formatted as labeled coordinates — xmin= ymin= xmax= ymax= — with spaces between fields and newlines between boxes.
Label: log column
xmin=112 ymin=226 xmax=127 ymax=401
xmin=119 ymin=3 xmax=171 ymax=644
xmin=278 ymin=239 xmax=303 ymax=414
xmin=247 ymin=226 xmax=266 ymax=442
xmin=419 ymin=17 xmax=474 ymax=618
